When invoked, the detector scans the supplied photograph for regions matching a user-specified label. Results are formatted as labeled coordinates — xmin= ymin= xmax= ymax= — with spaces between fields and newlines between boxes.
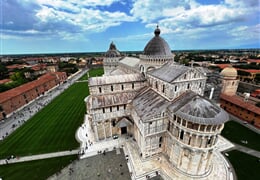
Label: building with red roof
xmin=220 ymin=94 xmax=260 ymax=128
xmin=0 ymin=72 xmax=67 ymax=120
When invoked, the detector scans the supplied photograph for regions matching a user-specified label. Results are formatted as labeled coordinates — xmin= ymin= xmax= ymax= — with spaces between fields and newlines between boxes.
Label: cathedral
xmin=85 ymin=26 xmax=230 ymax=178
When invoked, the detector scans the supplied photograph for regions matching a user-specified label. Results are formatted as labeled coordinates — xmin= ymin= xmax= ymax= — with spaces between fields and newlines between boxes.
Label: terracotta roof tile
xmin=220 ymin=93 xmax=260 ymax=115
xmin=0 ymin=73 xmax=57 ymax=103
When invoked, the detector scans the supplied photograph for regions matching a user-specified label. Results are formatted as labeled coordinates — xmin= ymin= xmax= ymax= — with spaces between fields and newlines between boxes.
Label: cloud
xmin=1 ymin=0 xmax=135 ymax=40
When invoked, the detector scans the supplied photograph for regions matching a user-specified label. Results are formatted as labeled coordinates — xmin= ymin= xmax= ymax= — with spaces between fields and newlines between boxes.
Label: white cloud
xmin=131 ymin=0 xmax=259 ymax=27
xmin=229 ymin=24 xmax=260 ymax=41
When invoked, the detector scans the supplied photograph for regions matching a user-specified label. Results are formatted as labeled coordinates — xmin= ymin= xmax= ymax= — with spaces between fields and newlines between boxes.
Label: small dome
xmin=220 ymin=66 xmax=237 ymax=78
xmin=143 ymin=26 xmax=172 ymax=56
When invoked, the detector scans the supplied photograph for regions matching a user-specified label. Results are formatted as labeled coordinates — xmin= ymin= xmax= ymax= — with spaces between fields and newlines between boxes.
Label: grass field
xmin=0 ymin=155 xmax=77 ymax=180
xmin=221 ymin=121 xmax=260 ymax=151
xmin=0 ymin=68 xmax=104 ymax=159
xmin=79 ymin=67 xmax=104 ymax=80
xmin=0 ymin=82 xmax=88 ymax=159
xmin=226 ymin=150 xmax=260 ymax=180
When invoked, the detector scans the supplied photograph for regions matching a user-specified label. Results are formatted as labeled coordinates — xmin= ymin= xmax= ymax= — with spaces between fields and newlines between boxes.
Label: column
xmin=103 ymin=122 xmax=106 ymax=139
xmin=186 ymin=151 xmax=193 ymax=173
xmin=196 ymin=152 xmax=204 ymax=174
xmin=177 ymin=148 xmax=184 ymax=167
xmin=205 ymin=151 xmax=213 ymax=172
xmin=109 ymin=120 xmax=112 ymax=137
xmin=94 ymin=123 xmax=99 ymax=141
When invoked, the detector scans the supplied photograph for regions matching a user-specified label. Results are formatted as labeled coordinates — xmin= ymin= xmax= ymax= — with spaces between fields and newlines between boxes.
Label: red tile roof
xmin=247 ymin=59 xmax=260 ymax=63
xmin=6 ymin=64 xmax=26 ymax=70
xmin=237 ymin=69 xmax=260 ymax=74
xmin=0 ymin=73 xmax=57 ymax=103
xmin=0 ymin=79 xmax=12 ymax=84
xmin=220 ymin=93 xmax=260 ymax=115
xmin=212 ymin=64 xmax=230 ymax=69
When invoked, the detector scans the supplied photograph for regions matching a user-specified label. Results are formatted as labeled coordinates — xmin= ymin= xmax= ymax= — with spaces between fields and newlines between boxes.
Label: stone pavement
xmin=75 ymin=115 xmax=234 ymax=180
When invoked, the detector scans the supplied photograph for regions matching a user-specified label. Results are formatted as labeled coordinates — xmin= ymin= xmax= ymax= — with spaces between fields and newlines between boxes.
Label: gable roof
xmin=148 ymin=62 xmax=189 ymax=83
xmin=132 ymin=88 xmax=170 ymax=121
xmin=88 ymin=73 xmax=145 ymax=86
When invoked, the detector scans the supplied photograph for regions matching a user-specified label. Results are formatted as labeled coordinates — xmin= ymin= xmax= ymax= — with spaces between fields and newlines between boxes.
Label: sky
xmin=0 ymin=0 xmax=260 ymax=55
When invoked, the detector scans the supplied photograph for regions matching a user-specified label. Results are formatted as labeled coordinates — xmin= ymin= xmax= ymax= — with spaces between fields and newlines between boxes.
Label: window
xmin=159 ymin=136 xmax=163 ymax=148
xmin=117 ymin=105 xmax=119 ymax=111
xmin=99 ymin=87 xmax=102 ymax=93
xmin=132 ymin=83 xmax=135 ymax=89
xmin=180 ymin=130 xmax=184 ymax=140
xmin=112 ymin=120 xmax=116 ymax=127
xmin=199 ymin=82 xmax=202 ymax=88
xmin=110 ymin=107 xmax=112 ymax=112
xmin=175 ymin=86 xmax=178 ymax=92
xmin=103 ymin=108 xmax=105 ymax=113
xmin=155 ymin=81 xmax=158 ymax=89
xmin=187 ymin=83 xmax=190 ymax=89
xmin=123 ymin=104 xmax=126 ymax=110
xmin=162 ymin=84 xmax=165 ymax=93
xmin=111 ymin=85 xmax=113 ymax=92
xmin=207 ymin=137 xmax=213 ymax=145
xmin=184 ymin=74 xmax=187 ymax=79
xmin=121 ymin=84 xmax=124 ymax=90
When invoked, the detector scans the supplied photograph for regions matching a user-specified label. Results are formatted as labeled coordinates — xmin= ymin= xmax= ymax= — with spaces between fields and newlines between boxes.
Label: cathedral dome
xmin=143 ymin=26 xmax=172 ymax=56
xmin=220 ymin=66 xmax=237 ymax=79
xmin=105 ymin=42 xmax=120 ymax=57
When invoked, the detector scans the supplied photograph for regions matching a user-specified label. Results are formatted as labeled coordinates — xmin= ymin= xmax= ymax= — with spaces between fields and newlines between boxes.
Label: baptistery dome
xmin=220 ymin=65 xmax=237 ymax=79
xmin=143 ymin=26 xmax=172 ymax=56
xmin=105 ymin=42 xmax=120 ymax=57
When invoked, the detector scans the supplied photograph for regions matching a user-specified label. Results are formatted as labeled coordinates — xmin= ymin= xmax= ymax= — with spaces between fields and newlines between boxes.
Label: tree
xmin=0 ymin=64 xmax=8 ymax=79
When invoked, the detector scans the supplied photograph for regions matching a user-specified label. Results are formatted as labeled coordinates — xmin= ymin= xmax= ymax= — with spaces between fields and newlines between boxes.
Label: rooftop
xmin=168 ymin=91 xmax=229 ymax=125
xmin=148 ymin=62 xmax=189 ymax=83
xmin=88 ymin=73 xmax=145 ymax=86
xmin=220 ymin=93 xmax=260 ymax=115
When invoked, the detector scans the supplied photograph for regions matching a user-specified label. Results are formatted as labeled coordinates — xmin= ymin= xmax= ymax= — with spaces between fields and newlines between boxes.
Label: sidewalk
xmin=0 ymin=150 xmax=79 ymax=165
xmin=233 ymin=143 xmax=260 ymax=158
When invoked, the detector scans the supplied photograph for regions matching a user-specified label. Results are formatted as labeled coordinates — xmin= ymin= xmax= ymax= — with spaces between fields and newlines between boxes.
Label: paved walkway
xmin=232 ymin=143 xmax=260 ymax=158
xmin=0 ymin=150 xmax=79 ymax=165
xmin=229 ymin=114 xmax=260 ymax=134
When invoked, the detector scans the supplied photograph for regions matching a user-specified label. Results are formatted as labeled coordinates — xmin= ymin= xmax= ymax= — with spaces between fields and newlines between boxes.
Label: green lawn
xmin=0 ymin=68 xmax=104 ymax=159
xmin=0 ymin=155 xmax=77 ymax=180
xmin=0 ymin=82 xmax=88 ymax=159
xmin=79 ymin=67 xmax=104 ymax=80
xmin=221 ymin=121 xmax=260 ymax=151
xmin=226 ymin=150 xmax=260 ymax=180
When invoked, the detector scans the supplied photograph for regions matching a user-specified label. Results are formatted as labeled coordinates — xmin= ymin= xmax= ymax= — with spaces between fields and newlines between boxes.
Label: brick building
xmin=219 ymin=66 xmax=260 ymax=128
xmin=0 ymin=72 xmax=67 ymax=120
xmin=220 ymin=94 xmax=260 ymax=128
